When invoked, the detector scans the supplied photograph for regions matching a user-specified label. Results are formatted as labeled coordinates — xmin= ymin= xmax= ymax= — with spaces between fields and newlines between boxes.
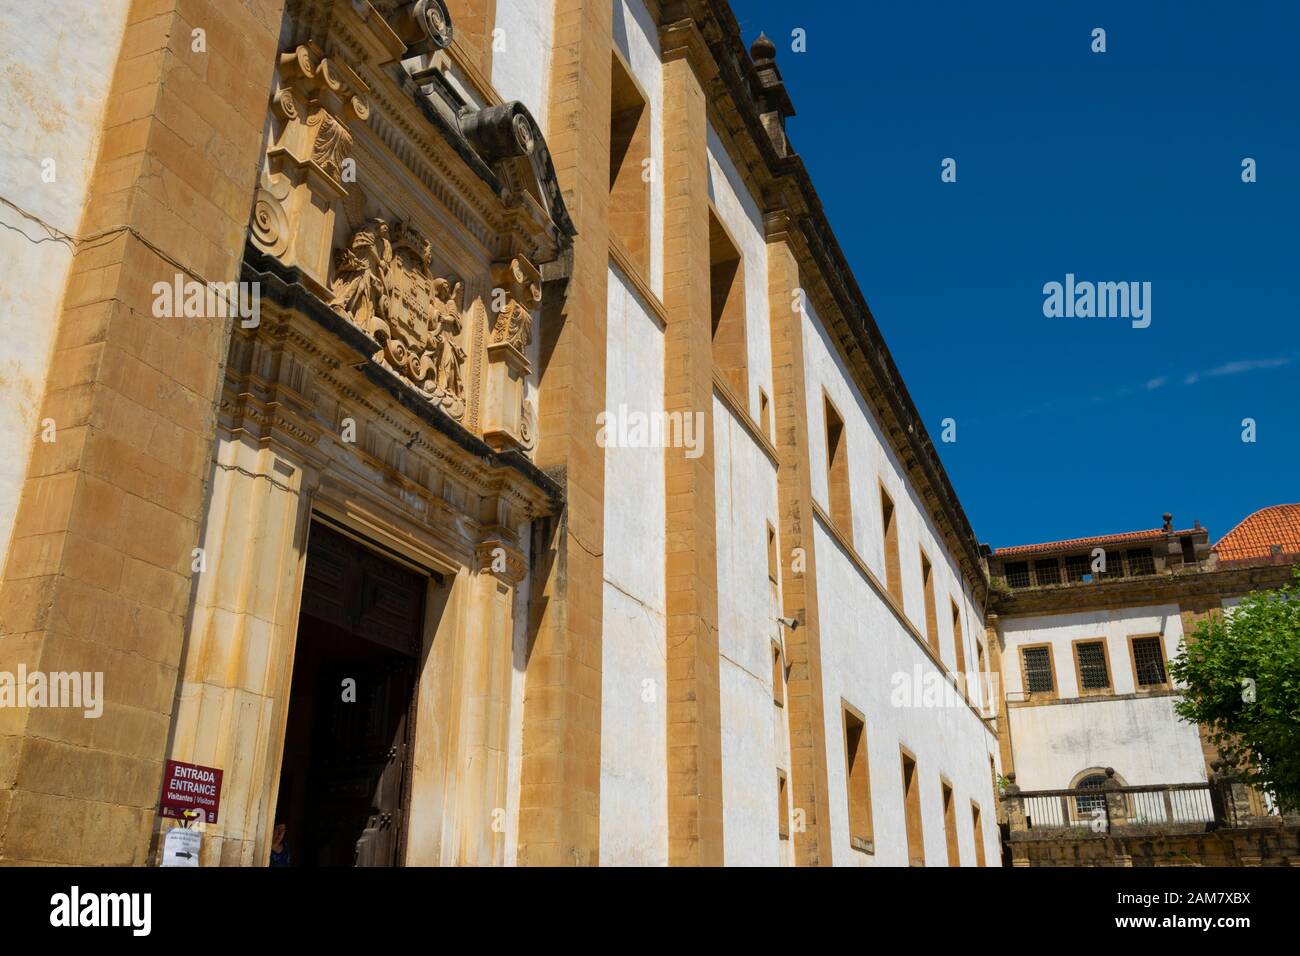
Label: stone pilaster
xmin=0 ymin=0 xmax=285 ymax=866
xmin=162 ymin=435 xmax=316 ymax=866
xmin=516 ymin=0 xmax=611 ymax=867
xmin=452 ymin=539 xmax=526 ymax=864
xmin=765 ymin=225 xmax=833 ymax=865
xmin=660 ymin=37 xmax=724 ymax=867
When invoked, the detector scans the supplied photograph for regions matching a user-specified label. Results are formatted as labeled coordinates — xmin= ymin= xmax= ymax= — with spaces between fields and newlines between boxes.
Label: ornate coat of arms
xmin=329 ymin=218 xmax=466 ymax=419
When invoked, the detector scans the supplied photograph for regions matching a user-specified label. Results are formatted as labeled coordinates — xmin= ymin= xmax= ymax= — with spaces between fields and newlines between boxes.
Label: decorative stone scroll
xmin=329 ymin=218 xmax=467 ymax=419
xmin=249 ymin=43 xmax=370 ymax=293
xmin=381 ymin=0 xmax=455 ymax=55
xmin=482 ymin=255 xmax=540 ymax=452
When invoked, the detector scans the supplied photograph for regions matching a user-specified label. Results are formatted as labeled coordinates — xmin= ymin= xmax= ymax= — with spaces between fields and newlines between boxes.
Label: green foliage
xmin=1171 ymin=566 xmax=1300 ymax=812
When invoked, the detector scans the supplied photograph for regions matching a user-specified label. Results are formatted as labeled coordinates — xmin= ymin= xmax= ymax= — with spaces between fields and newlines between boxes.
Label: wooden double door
xmin=279 ymin=522 xmax=428 ymax=867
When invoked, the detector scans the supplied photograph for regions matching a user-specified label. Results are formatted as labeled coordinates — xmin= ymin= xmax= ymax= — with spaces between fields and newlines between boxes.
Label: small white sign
xmin=162 ymin=826 xmax=201 ymax=867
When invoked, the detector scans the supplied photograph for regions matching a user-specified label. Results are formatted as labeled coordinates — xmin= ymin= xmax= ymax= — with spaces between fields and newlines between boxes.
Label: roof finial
xmin=1162 ymin=512 xmax=1173 ymax=532
xmin=750 ymin=32 xmax=776 ymax=65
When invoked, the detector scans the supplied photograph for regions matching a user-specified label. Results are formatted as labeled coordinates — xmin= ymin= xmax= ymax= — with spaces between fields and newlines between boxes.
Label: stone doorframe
xmin=157 ymin=295 xmax=555 ymax=866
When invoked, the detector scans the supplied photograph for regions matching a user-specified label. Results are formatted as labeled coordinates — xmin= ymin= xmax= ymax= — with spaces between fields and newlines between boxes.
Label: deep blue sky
xmin=730 ymin=0 xmax=1298 ymax=549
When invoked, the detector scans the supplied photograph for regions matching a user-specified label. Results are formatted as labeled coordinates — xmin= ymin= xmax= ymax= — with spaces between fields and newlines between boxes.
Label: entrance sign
xmin=159 ymin=759 xmax=223 ymax=824
xmin=161 ymin=826 xmax=201 ymax=867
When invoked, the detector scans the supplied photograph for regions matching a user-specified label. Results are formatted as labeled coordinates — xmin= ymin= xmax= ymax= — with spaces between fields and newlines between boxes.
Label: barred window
xmin=1064 ymin=554 xmax=1092 ymax=582
xmin=1075 ymin=774 xmax=1107 ymax=819
xmin=1075 ymin=640 xmax=1110 ymax=691
xmin=1005 ymin=561 xmax=1030 ymax=588
xmin=1126 ymin=548 xmax=1156 ymax=576
xmin=1033 ymin=558 xmax=1060 ymax=586
xmin=1096 ymin=548 xmax=1125 ymax=579
xmin=1022 ymin=646 xmax=1054 ymax=694
xmin=1132 ymin=636 xmax=1168 ymax=686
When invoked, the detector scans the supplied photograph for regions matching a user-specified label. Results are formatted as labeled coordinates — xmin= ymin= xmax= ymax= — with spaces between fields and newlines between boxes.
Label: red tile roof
xmin=994 ymin=527 xmax=1197 ymax=558
xmin=1213 ymin=504 xmax=1300 ymax=564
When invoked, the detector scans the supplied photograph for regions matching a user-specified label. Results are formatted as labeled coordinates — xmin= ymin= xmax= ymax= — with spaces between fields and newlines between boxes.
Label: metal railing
xmin=1006 ymin=779 xmax=1251 ymax=835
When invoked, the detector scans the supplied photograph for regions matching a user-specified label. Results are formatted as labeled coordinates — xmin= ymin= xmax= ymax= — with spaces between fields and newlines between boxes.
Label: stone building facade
xmin=986 ymin=506 xmax=1298 ymax=793
xmin=0 ymin=0 xmax=1014 ymax=868
xmin=986 ymin=506 xmax=1300 ymax=866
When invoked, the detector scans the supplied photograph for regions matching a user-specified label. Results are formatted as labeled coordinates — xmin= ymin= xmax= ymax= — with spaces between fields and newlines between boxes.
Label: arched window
xmin=1070 ymin=768 xmax=1125 ymax=823
xmin=1074 ymin=774 xmax=1107 ymax=820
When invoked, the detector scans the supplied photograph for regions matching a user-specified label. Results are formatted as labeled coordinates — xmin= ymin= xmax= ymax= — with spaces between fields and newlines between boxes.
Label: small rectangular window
xmin=710 ymin=210 xmax=748 ymax=399
xmin=824 ymin=396 xmax=852 ymax=534
xmin=1004 ymin=561 xmax=1030 ymax=589
xmin=1021 ymin=645 xmax=1055 ymax=695
xmin=941 ymin=779 xmax=960 ymax=867
xmin=777 ymin=769 xmax=790 ymax=840
xmin=772 ymin=639 xmax=785 ymax=707
xmin=842 ymin=705 xmax=874 ymax=853
xmin=609 ymin=52 xmax=650 ymax=275
xmin=1074 ymin=639 xmax=1111 ymax=692
xmin=880 ymin=485 xmax=901 ymax=602
xmin=759 ymin=388 xmax=771 ymax=440
xmin=951 ymin=599 xmax=966 ymax=677
xmin=1131 ymin=635 xmax=1168 ymax=687
xmin=921 ymin=551 xmax=939 ymax=655
xmin=766 ymin=522 xmax=778 ymax=584
xmin=900 ymin=749 xmax=925 ymax=866
xmin=971 ymin=802 xmax=986 ymax=867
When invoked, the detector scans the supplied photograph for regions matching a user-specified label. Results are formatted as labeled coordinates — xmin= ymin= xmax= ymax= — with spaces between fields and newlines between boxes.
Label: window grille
xmin=1063 ymin=554 xmax=1091 ymax=582
xmin=1132 ymin=636 xmax=1167 ymax=686
xmin=1005 ymin=561 xmax=1030 ymax=588
xmin=1075 ymin=774 xmax=1107 ymax=820
xmin=1076 ymin=641 xmax=1110 ymax=690
xmin=1125 ymin=548 xmax=1156 ymax=576
xmin=1033 ymin=558 xmax=1060 ymax=586
xmin=1022 ymin=646 xmax=1054 ymax=694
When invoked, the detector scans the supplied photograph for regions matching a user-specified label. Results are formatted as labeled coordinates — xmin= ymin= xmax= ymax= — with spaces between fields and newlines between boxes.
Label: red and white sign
xmin=159 ymin=759 xmax=223 ymax=824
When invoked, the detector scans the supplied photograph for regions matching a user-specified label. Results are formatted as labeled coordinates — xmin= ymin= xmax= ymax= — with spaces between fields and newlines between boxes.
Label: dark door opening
xmin=274 ymin=522 xmax=428 ymax=867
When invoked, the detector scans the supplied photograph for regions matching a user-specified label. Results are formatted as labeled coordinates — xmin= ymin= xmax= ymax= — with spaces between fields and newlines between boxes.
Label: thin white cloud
xmin=1184 ymin=357 xmax=1290 ymax=385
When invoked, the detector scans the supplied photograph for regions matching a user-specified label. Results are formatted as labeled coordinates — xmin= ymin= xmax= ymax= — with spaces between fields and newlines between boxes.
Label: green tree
xmin=1171 ymin=566 xmax=1300 ymax=812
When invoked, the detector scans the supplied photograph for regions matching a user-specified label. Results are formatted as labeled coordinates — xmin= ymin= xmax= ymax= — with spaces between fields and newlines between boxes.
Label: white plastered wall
xmin=0 ymin=1 xmax=131 ymax=569
xmin=490 ymin=0 xmax=556 ymax=135
xmin=714 ymin=394 xmax=789 ymax=865
xmin=999 ymin=605 xmax=1205 ymax=790
xmin=801 ymin=296 xmax=999 ymax=866
xmin=597 ymin=264 xmax=668 ymax=865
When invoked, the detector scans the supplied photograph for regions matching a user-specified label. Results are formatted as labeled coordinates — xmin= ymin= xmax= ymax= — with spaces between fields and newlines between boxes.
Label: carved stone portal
xmin=482 ymin=256 xmax=540 ymax=451
xmin=330 ymin=218 xmax=467 ymax=419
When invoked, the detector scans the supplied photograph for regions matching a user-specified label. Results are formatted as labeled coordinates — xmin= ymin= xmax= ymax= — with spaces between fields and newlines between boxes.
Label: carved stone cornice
xmin=284 ymin=0 xmax=572 ymax=270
